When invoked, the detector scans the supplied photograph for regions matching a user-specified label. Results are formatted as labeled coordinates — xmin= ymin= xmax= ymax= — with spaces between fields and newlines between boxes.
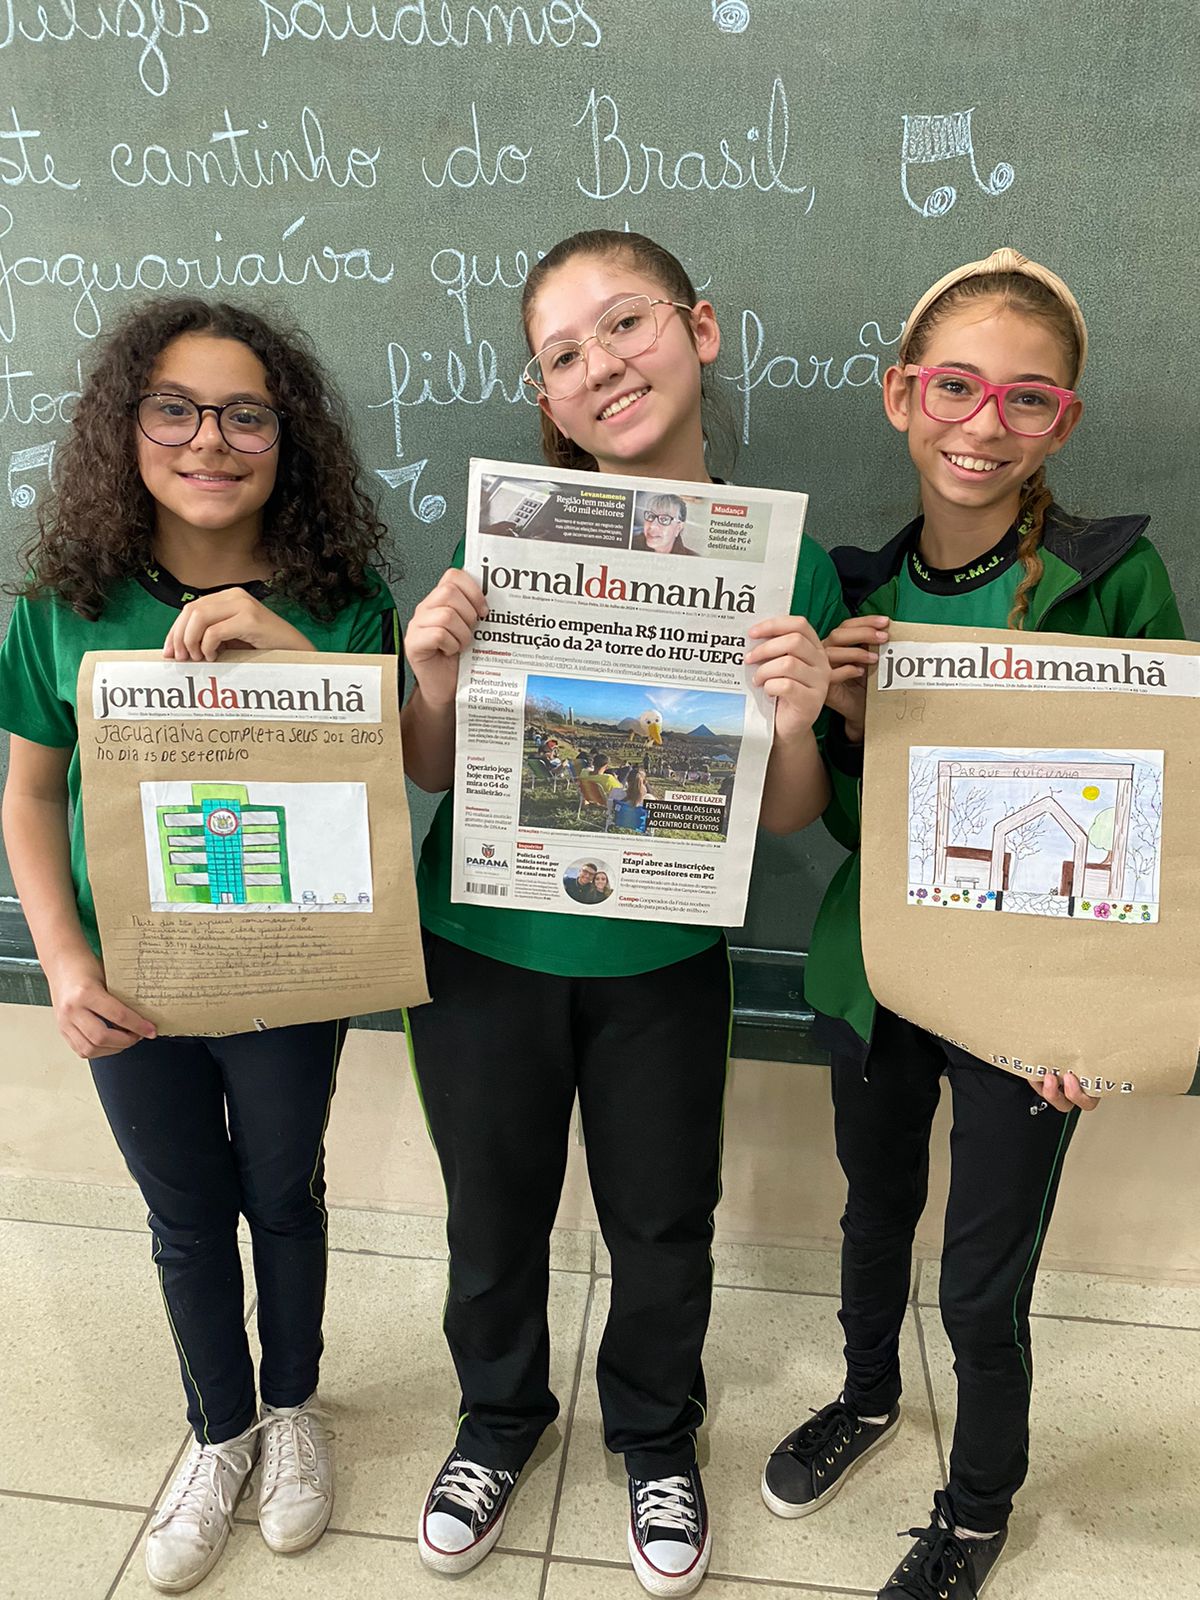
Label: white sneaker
xmin=255 ymin=1393 xmax=334 ymax=1553
xmin=145 ymin=1428 xmax=258 ymax=1594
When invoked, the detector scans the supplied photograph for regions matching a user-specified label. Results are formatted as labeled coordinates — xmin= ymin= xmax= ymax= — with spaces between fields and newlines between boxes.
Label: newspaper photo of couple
xmin=521 ymin=675 xmax=743 ymax=843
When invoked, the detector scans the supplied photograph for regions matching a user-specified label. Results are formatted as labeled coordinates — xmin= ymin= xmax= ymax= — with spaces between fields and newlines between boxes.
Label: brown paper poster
xmin=77 ymin=649 xmax=429 ymax=1035
xmin=860 ymin=622 xmax=1200 ymax=1095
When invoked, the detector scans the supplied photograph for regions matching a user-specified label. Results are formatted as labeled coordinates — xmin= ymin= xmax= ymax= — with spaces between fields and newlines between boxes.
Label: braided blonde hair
xmin=900 ymin=270 xmax=1083 ymax=629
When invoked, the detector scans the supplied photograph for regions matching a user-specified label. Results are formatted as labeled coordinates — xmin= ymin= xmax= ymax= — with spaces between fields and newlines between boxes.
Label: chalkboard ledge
xmin=0 ymin=900 xmax=826 ymax=1066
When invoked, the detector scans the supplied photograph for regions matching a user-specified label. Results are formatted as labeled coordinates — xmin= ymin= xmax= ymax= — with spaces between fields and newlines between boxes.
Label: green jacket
xmin=805 ymin=507 xmax=1186 ymax=1052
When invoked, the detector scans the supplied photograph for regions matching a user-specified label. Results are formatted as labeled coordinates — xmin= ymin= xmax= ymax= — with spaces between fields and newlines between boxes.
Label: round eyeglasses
xmin=523 ymin=296 xmax=693 ymax=402
xmin=904 ymin=365 xmax=1077 ymax=438
xmin=642 ymin=511 xmax=683 ymax=526
xmin=135 ymin=393 xmax=283 ymax=453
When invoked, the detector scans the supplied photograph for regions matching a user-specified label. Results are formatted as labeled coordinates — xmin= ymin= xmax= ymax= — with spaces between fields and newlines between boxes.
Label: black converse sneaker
xmin=417 ymin=1449 xmax=518 ymax=1575
xmin=879 ymin=1490 xmax=1008 ymax=1598
xmin=762 ymin=1397 xmax=900 ymax=1517
xmin=627 ymin=1464 xmax=711 ymax=1597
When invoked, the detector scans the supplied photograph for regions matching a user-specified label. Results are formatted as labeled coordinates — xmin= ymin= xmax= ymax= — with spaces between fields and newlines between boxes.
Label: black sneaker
xmin=879 ymin=1489 xmax=1008 ymax=1598
xmin=417 ymin=1448 xmax=518 ymax=1575
xmin=761 ymin=1396 xmax=900 ymax=1517
xmin=627 ymin=1464 xmax=712 ymax=1597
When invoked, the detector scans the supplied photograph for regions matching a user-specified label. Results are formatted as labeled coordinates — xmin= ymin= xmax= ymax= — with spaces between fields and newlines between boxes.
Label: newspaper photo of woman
xmin=631 ymin=491 xmax=696 ymax=554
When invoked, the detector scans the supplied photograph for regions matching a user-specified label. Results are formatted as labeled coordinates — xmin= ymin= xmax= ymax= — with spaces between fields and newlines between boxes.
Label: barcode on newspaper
xmin=467 ymin=881 xmax=508 ymax=897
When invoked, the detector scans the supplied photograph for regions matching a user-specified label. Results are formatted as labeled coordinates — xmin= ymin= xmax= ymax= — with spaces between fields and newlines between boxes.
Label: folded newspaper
xmin=450 ymin=460 xmax=807 ymax=926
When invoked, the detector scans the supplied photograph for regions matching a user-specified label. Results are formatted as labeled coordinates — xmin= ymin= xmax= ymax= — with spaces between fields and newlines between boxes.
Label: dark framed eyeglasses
xmin=643 ymin=511 xmax=683 ymax=526
xmin=134 ymin=393 xmax=283 ymax=454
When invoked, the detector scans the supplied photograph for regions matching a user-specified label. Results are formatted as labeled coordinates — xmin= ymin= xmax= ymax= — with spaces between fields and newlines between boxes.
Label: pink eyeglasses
xmin=904 ymin=365 xmax=1077 ymax=438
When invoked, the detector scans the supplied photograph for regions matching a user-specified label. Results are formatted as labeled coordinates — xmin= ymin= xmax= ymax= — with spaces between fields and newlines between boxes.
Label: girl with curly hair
xmin=0 ymin=298 xmax=397 ymax=1593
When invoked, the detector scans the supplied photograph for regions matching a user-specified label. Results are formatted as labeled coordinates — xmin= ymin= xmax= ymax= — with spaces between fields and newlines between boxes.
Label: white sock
xmin=857 ymin=1412 xmax=888 ymax=1425
xmin=954 ymin=1525 xmax=996 ymax=1541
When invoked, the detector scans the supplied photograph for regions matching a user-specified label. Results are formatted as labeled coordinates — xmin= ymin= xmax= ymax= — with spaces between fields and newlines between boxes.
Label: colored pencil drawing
xmin=906 ymin=747 xmax=1163 ymax=923
xmin=141 ymin=780 xmax=373 ymax=913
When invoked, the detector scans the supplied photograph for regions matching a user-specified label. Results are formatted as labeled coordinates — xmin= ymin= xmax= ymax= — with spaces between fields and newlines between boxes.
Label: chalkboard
xmin=1 ymin=0 xmax=1197 ymax=962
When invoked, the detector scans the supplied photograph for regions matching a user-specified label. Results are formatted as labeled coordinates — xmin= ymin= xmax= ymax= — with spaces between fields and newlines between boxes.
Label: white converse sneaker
xmin=145 ymin=1428 xmax=258 ymax=1594
xmin=255 ymin=1393 xmax=334 ymax=1554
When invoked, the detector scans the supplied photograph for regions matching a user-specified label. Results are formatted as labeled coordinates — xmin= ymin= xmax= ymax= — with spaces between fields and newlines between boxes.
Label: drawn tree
xmin=1129 ymin=766 xmax=1163 ymax=898
xmin=908 ymin=759 xmax=937 ymax=879
xmin=949 ymin=783 xmax=988 ymax=843
xmin=1006 ymin=792 xmax=1052 ymax=890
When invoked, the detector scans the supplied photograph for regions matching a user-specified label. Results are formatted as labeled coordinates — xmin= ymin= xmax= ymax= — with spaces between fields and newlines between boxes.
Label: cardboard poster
xmin=860 ymin=622 xmax=1200 ymax=1095
xmin=78 ymin=649 xmax=429 ymax=1035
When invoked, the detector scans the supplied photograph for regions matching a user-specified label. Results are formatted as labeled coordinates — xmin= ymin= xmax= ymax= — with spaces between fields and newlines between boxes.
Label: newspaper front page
xmin=450 ymin=460 xmax=807 ymax=926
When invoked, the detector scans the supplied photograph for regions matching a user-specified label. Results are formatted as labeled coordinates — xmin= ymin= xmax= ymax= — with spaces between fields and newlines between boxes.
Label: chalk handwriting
xmin=0 ymin=0 xmax=210 ymax=97
xmin=374 ymin=458 xmax=446 ymax=523
xmin=0 ymin=206 xmax=395 ymax=341
xmin=257 ymin=0 xmax=602 ymax=54
xmin=0 ymin=106 xmax=80 ymax=190
xmin=110 ymin=106 xmax=380 ymax=190
xmin=431 ymin=245 xmax=533 ymax=344
xmin=369 ymin=338 xmax=524 ymax=459
xmin=7 ymin=439 xmax=54 ymax=507
xmin=901 ymin=109 xmax=1014 ymax=218
xmin=0 ymin=353 xmax=82 ymax=424
xmin=574 ymin=78 xmax=814 ymax=204
xmin=712 ymin=1 xmax=749 ymax=31
xmin=723 ymin=309 xmax=902 ymax=444
xmin=422 ymin=102 xmax=530 ymax=189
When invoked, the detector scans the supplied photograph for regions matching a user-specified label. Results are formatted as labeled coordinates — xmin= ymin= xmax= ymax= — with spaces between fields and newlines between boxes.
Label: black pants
xmin=91 ymin=1019 xmax=346 ymax=1445
xmin=407 ymin=932 xmax=731 ymax=1479
xmin=831 ymin=1006 xmax=1079 ymax=1532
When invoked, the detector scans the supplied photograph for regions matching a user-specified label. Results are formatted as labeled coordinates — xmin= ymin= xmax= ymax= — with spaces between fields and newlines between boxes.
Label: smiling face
xmin=525 ymin=252 xmax=720 ymax=480
xmin=593 ymin=871 xmax=610 ymax=894
xmin=884 ymin=300 xmax=1081 ymax=527
xmin=136 ymin=333 xmax=279 ymax=550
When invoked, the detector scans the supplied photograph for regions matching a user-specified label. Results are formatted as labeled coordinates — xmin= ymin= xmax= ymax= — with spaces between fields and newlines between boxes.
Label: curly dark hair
xmin=17 ymin=297 xmax=390 ymax=621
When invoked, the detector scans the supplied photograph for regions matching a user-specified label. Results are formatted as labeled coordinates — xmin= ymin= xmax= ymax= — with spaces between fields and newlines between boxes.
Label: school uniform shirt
xmin=805 ymin=505 xmax=1185 ymax=1054
xmin=416 ymin=534 xmax=847 ymax=978
xmin=0 ymin=566 xmax=398 ymax=956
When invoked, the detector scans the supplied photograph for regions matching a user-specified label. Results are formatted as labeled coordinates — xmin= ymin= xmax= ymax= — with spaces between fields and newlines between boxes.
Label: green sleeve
xmin=1100 ymin=539 xmax=1186 ymax=641
xmin=0 ymin=595 xmax=76 ymax=748
xmin=344 ymin=570 xmax=401 ymax=656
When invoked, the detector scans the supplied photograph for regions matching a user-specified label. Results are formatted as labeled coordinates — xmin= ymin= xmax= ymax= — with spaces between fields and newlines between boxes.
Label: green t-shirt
xmin=0 ymin=568 xmax=398 ymax=955
xmin=416 ymin=534 xmax=847 ymax=977
xmin=895 ymin=519 xmax=1023 ymax=627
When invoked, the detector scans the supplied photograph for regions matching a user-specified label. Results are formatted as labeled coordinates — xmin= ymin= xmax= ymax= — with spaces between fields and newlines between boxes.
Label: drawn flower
xmin=916 ymin=888 xmax=928 ymax=899
xmin=1081 ymin=900 xmax=1091 ymax=911
xmin=1142 ymin=911 xmax=1152 ymax=921
xmin=986 ymin=891 xmax=996 ymax=900
xmin=1093 ymin=902 xmax=1111 ymax=919
xmin=1123 ymin=904 xmax=1133 ymax=912
xmin=951 ymin=893 xmax=960 ymax=902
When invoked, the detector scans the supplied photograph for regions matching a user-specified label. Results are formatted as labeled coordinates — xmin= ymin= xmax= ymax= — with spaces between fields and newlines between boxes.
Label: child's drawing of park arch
xmin=906 ymin=748 xmax=1163 ymax=923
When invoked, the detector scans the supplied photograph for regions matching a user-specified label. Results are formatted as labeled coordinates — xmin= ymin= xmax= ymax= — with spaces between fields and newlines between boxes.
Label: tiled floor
xmin=2 ymin=1176 xmax=1199 ymax=1600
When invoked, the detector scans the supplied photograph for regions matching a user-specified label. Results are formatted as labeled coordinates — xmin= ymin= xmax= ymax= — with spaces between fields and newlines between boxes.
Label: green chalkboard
xmin=1 ymin=0 xmax=1197 ymax=960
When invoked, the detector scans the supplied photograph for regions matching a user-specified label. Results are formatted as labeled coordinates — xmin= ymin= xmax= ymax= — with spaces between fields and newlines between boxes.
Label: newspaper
xmin=449 ymin=459 xmax=807 ymax=926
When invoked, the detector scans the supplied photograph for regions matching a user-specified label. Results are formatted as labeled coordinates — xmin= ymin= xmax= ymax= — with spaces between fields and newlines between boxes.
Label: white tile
xmin=0 ymin=1175 xmax=146 ymax=1233
xmin=0 ymin=1495 xmax=143 ymax=1600
xmin=552 ymin=1279 xmax=943 ymax=1590
xmin=111 ymin=1527 xmax=543 ymax=1597
xmin=236 ymin=1253 xmax=590 ymax=1558
xmin=922 ymin=1310 xmax=1200 ymax=1596
xmin=328 ymin=1202 xmax=592 ymax=1274
xmin=920 ymin=1257 xmax=1200 ymax=1329
xmin=0 ymin=1219 xmax=203 ymax=1504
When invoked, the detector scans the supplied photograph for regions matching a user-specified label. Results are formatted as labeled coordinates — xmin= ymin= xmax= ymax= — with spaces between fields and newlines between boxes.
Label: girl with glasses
xmin=763 ymin=250 xmax=1183 ymax=1598
xmin=402 ymin=228 xmax=846 ymax=1595
xmin=0 ymin=298 xmax=398 ymax=1594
